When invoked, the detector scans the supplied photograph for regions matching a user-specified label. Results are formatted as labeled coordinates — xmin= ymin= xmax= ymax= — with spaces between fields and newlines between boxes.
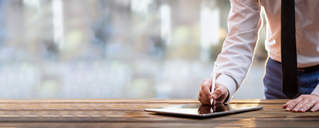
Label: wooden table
xmin=0 ymin=99 xmax=317 ymax=127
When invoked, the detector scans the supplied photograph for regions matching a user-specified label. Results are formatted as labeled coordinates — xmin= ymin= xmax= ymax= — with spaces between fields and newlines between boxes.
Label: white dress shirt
xmin=215 ymin=0 xmax=319 ymax=102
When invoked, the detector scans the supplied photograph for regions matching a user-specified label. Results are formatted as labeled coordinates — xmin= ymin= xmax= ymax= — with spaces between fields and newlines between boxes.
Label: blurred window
xmin=0 ymin=0 xmax=266 ymax=99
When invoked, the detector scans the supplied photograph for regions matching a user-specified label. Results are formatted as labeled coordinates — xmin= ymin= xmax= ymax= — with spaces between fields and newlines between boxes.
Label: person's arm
xmin=215 ymin=0 xmax=263 ymax=103
xmin=199 ymin=0 xmax=262 ymax=105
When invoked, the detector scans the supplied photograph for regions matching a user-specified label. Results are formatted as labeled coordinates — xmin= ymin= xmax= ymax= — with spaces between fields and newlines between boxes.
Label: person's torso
xmin=260 ymin=0 xmax=319 ymax=67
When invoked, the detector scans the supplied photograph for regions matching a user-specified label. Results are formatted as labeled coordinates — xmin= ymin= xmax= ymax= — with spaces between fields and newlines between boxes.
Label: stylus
xmin=210 ymin=62 xmax=217 ymax=105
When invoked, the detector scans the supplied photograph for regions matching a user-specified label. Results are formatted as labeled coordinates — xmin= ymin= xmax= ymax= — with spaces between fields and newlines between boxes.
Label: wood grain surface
xmin=0 ymin=99 xmax=317 ymax=127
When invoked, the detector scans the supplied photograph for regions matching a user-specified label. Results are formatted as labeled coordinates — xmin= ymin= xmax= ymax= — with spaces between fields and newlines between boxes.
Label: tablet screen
xmin=144 ymin=103 xmax=263 ymax=117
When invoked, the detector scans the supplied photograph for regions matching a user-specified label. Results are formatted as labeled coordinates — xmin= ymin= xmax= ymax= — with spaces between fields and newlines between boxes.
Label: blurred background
xmin=0 ymin=0 xmax=267 ymax=99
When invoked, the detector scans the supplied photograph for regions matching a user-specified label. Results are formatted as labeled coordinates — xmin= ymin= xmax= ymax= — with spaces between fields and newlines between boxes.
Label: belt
xmin=270 ymin=58 xmax=319 ymax=72
xmin=297 ymin=64 xmax=319 ymax=72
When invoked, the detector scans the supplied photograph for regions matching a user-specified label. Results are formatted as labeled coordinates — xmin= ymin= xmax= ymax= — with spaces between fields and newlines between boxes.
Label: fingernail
xmin=286 ymin=108 xmax=290 ymax=111
xmin=300 ymin=109 xmax=304 ymax=112
xmin=293 ymin=109 xmax=298 ymax=112
xmin=311 ymin=109 xmax=315 ymax=112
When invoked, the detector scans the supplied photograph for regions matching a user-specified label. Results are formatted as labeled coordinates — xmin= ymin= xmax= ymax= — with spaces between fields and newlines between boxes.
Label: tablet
xmin=144 ymin=103 xmax=263 ymax=117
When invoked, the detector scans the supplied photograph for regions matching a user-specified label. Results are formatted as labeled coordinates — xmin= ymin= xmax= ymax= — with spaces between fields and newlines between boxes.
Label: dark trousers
xmin=263 ymin=58 xmax=319 ymax=99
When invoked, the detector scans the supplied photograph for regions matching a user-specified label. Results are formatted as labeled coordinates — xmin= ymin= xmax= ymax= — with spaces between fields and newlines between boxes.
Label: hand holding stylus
xmin=198 ymin=80 xmax=229 ymax=105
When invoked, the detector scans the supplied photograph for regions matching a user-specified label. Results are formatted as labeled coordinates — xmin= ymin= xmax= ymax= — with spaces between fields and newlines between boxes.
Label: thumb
xmin=212 ymin=88 xmax=223 ymax=99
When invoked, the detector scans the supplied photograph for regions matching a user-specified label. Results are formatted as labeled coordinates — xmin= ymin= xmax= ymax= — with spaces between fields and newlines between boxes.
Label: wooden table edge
xmin=0 ymin=99 xmax=289 ymax=104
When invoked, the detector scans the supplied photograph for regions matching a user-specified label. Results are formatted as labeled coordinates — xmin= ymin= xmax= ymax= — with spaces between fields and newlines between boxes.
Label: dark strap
xmin=281 ymin=0 xmax=299 ymax=99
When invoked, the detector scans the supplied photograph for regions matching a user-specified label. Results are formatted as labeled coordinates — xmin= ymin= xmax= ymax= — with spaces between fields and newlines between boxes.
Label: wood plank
xmin=0 ymin=99 xmax=200 ymax=104
xmin=0 ymin=103 xmax=316 ymax=122
xmin=0 ymin=99 xmax=316 ymax=127
xmin=0 ymin=99 xmax=289 ymax=104
xmin=229 ymin=99 xmax=289 ymax=104
xmin=0 ymin=119 xmax=318 ymax=128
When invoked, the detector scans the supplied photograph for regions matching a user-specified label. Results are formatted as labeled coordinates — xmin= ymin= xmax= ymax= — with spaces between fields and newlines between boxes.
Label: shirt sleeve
xmin=214 ymin=0 xmax=262 ymax=103
xmin=311 ymin=84 xmax=319 ymax=96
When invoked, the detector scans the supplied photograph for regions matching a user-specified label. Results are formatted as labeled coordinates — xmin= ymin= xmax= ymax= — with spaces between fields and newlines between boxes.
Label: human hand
xmin=198 ymin=79 xmax=229 ymax=105
xmin=283 ymin=94 xmax=319 ymax=112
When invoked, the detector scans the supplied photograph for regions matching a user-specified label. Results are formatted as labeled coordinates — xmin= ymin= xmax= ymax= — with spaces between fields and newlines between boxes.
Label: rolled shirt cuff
xmin=311 ymin=83 xmax=319 ymax=96
xmin=215 ymin=74 xmax=237 ymax=103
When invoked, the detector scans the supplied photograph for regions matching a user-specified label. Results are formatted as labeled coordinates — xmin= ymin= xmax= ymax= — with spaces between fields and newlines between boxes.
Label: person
xmin=198 ymin=0 xmax=319 ymax=113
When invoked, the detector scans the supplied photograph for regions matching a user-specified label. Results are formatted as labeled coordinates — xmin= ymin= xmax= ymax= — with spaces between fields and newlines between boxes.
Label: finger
xmin=199 ymin=98 xmax=210 ymax=105
xmin=198 ymin=86 xmax=206 ymax=104
xmin=284 ymin=99 xmax=297 ymax=106
xmin=212 ymin=87 xmax=227 ymax=101
xmin=202 ymin=79 xmax=213 ymax=96
xmin=198 ymin=84 xmax=211 ymax=105
xmin=299 ymin=100 xmax=315 ymax=112
xmin=311 ymin=102 xmax=319 ymax=112
xmin=198 ymin=90 xmax=210 ymax=105
xmin=283 ymin=100 xmax=291 ymax=108
xmin=198 ymin=80 xmax=212 ymax=104
xmin=212 ymin=88 xmax=223 ymax=100
xmin=198 ymin=96 xmax=209 ymax=105
xmin=202 ymin=79 xmax=212 ymax=91
xmin=292 ymin=99 xmax=309 ymax=112
xmin=285 ymin=97 xmax=304 ymax=111
xmin=201 ymin=84 xmax=212 ymax=98
xmin=199 ymin=92 xmax=210 ymax=105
